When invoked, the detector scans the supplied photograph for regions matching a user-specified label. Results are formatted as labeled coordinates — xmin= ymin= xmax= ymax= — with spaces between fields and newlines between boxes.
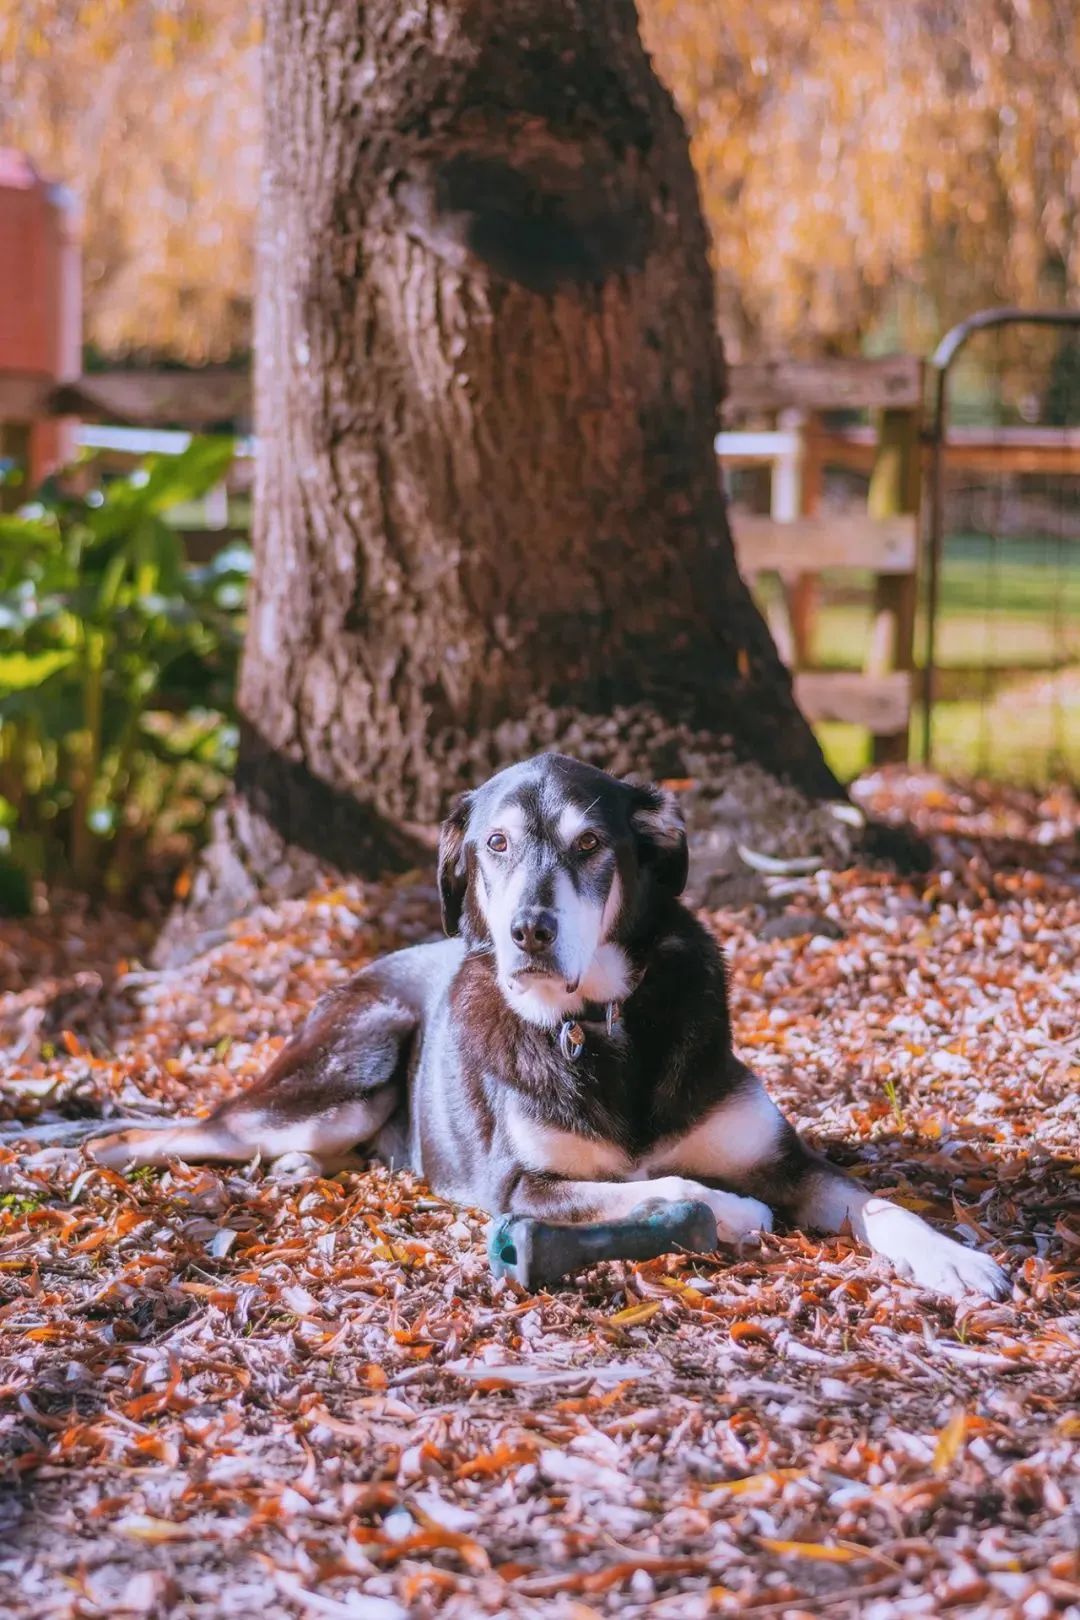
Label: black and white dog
xmin=93 ymin=754 xmax=1008 ymax=1300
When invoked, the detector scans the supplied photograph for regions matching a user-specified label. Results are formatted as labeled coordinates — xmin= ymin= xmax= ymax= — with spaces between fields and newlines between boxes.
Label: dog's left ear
xmin=630 ymin=784 xmax=689 ymax=896
xmin=437 ymin=792 xmax=472 ymax=936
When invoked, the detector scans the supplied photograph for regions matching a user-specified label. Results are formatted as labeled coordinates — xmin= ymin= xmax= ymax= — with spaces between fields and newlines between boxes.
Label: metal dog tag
xmin=559 ymin=1020 xmax=585 ymax=1062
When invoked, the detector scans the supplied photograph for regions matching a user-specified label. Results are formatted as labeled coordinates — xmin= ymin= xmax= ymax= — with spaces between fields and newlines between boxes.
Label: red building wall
xmin=0 ymin=148 xmax=81 ymax=484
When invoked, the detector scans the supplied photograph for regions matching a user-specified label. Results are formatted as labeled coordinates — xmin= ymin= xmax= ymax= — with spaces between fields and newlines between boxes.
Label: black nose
xmin=511 ymin=908 xmax=559 ymax=955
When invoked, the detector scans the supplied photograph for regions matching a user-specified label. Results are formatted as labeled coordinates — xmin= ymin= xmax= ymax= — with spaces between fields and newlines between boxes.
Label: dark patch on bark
xmin=433 ymin=153 xmax=648 ymax=290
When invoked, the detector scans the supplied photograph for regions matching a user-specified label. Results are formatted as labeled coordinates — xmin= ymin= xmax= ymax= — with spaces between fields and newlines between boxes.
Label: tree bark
xmin=170 ymin=0 xmax=852 ymax=951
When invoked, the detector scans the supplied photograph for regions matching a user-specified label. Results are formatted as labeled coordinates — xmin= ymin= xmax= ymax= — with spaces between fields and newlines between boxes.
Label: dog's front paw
xmin=903 ymin=1238 xmax=1010 ymax=1302
xmin=268 ymin=1151 xmax=324 ymax=1181
xmin=701 ymin=1188 xmax=773 ymax=1248
xmin=861 ymin=1199 xmax=1010 ymax=1302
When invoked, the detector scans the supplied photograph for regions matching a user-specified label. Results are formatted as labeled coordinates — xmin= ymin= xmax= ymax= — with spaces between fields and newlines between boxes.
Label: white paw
xmin=902 ymin=1238 xmax=1010 ymax=1302
xmin=268 ymin=1151 xmax=324 ymax=1181
xmin=706 ymin=1190 xmax=774 ymax=1247
xmin=863 ymin=1203 xmax=1009 ymax=1301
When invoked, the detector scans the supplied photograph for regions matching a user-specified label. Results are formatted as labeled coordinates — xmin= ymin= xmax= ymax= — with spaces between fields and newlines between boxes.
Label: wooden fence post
xmin=866 ymin=395 xmax=922 ymax=764
xmin=786 ymin=410 xmax=821 ymax=666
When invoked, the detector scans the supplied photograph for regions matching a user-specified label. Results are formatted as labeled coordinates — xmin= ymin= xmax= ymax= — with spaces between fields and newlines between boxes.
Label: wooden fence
xmin=722 ymin=356 xmax=922 ymax=762
xmin=1 ymin=355 xmax=925 ymax=761
xmin=6 ymin=352 xmax=1078 ymax=774
xmin=0 ymin=355 xmax=943 ymax=760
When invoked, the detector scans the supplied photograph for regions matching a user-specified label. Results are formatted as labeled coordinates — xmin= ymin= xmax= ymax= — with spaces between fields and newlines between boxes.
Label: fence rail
xmin=0 ymin=354 xmax=927 ymax=427
xmin=0 ymin=366 xmax=251 ymax=428
xmin=812 ymin=424 xmax=1080 ymax=477
xmin=724 ymin=355 xmax=923 ymax=412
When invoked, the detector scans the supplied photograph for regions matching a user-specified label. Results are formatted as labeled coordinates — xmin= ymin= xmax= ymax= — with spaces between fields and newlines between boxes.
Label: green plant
xmin=882 ymin=1077 xmax=906 ymax=1131
xmin=0 ymin=439 xmax=248 ymax=908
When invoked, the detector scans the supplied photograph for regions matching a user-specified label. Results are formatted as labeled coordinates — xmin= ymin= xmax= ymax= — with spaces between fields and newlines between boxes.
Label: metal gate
xmin=923 ymin=308 xmax=1080 ymax=782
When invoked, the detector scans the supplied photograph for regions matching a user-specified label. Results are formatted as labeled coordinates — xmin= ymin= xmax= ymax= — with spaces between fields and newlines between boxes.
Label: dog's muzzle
xmin=510 ymin=907 xmax=558 ymax=956
xmin=508 ymin=905 xmax=575 ymax=986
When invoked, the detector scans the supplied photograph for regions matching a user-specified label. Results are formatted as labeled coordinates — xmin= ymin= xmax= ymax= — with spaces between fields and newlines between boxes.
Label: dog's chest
xmin=502 ymin=1086 xmax=779 ymax=1185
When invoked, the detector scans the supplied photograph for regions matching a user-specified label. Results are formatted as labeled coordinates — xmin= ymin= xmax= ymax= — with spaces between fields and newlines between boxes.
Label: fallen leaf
xmin=116 ymin=1515 xmax=195 ymax=1543
xmin=607 ymin=1301 xmax=662 ymax=1327
xmin=933 ymin=1408 xmax=969 ymax=1474
xmin=707 ymin=1467 xmax=805 ymax=1495
xmin=759 ymin=1539 xmax=861 ymax=1563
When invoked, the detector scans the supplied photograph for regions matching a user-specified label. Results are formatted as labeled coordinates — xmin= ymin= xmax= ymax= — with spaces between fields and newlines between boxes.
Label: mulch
xmin=1 ymin=771 xmax=1078 ymax=1619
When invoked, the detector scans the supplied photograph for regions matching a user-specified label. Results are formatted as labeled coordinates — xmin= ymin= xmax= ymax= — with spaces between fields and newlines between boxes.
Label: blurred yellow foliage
xmin=641 ymin=0 xmax=1080 ymax=357
xmin=0 ymin=0 xmax=260 ymax=361
xmin=1 ymin=0 xmax=1076 ymax=361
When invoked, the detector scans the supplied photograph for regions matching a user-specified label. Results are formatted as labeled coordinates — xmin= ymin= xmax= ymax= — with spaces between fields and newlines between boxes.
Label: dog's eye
xmin=486 ymin=832 xmax=508 ymax=853
xmin=575 ymin=830 xmax=600 ymax=853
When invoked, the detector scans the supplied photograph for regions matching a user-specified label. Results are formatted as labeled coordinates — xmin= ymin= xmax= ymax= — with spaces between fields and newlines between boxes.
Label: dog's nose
xmin=511 ymin=908 xmax=559 ymax=955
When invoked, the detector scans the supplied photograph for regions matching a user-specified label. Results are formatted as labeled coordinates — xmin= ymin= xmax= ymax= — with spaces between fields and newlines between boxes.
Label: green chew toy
xmin=488 ymin=1199 xmax=719 ymax=1290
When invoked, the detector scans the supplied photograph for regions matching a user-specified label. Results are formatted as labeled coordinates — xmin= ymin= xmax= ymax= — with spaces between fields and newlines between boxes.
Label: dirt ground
xmin=2 ymin=771 xmax=1079 ymax=1620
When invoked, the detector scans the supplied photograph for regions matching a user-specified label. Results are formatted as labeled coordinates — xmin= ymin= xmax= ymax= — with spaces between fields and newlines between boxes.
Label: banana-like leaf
xmin=82 ymin=440 xmax=233 ymax=552
xmin=0 ymin=514 xmax=61 ymax=548
xmin=0 ymin=649 xmax=77 ymax=692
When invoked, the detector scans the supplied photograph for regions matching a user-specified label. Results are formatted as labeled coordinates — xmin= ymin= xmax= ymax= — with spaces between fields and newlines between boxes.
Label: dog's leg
xmin=508 ymin=1172 xmax=773 ymax=1248
xmin=88 ymin=1104 xmax=394 ymax=1174
xmin=89 ymin=1115 xmax=269 ymax=1171
xmin=90 ymin=981 xmax=417 ymax=1175
xmin=661 ymin=1071 xmax=1009 ymax=1301
xmin=788 ymin=1161 xmax=1010 ymax=1301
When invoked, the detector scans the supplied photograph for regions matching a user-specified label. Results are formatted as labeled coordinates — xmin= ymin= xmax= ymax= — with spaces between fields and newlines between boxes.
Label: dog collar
xmin=558 ymin=1000 xmax=622 ymax=1062
xmin=558 ymin=962 xmax=652 ymax=1061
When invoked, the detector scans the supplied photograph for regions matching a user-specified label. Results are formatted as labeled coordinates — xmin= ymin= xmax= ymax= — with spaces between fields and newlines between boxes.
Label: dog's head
xmin=437 ymin=753 xmax=688 ymax=1026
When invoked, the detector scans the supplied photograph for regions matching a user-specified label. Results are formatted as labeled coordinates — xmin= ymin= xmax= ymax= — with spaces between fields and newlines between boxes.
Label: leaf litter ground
xmin=1 ymin=771 xmax=1079 ymax=1620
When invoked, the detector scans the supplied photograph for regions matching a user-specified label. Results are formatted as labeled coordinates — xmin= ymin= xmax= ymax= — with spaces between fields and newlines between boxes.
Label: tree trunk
xmin=168 ymin=0 xmax=855 ymax=953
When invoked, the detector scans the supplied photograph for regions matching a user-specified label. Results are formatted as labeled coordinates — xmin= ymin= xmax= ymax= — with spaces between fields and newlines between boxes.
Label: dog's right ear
xmin=437 ymin=792 xmax=472 ymax=937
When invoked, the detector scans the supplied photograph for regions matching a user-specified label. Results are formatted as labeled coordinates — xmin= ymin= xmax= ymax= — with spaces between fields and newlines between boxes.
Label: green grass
xmin=813 ymin=598 xmax=1080 ymax=672
xmin=797 ymin=538 xmax=1080 ymax=672
xmin=817 ymin=696 xmax=1080 ymax=785
xmin=757 ymin=534 xmax=1080 ymax=784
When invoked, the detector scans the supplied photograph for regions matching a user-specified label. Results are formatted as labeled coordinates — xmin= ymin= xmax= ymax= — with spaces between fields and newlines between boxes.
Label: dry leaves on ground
xmin=1 ymin=771 xmax=1078 ymax=1620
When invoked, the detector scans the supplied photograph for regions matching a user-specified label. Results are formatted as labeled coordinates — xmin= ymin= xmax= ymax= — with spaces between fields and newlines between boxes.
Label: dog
xmin=92 ymin=754 xmax=1009 ymax=1300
